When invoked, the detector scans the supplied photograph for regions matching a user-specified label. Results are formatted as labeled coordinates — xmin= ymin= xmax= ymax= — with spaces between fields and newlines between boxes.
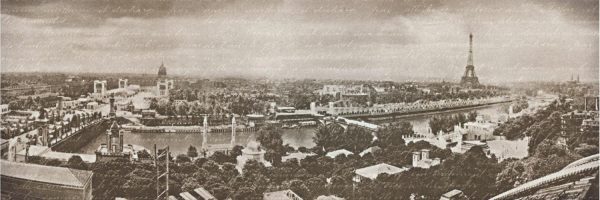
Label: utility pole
xmin=155 ymin=144 xmax=169 ymax=200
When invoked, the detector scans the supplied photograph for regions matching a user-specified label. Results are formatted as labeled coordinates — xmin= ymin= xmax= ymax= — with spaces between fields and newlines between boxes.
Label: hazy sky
xmin=1 ymin=0 xmax=598 ymax=82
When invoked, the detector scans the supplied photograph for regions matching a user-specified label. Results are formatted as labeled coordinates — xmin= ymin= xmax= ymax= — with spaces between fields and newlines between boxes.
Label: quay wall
xmin=51 ymin=120 xmax=110 ymax=153
xmin=342 ymin=100 xmax=512 ymax=120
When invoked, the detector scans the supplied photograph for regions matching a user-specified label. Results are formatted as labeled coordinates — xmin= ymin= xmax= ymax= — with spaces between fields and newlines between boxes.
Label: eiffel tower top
xmin=467 ymin=33 xmax=474 ymax=66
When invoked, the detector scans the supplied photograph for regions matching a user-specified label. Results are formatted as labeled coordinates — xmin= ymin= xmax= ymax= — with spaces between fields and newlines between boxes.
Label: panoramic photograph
xmin=0 ymin=0 xmax=598 ymax=199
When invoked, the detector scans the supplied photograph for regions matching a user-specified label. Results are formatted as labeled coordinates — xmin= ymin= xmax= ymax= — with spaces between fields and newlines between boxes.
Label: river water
xmin=79 ymin=103 xmax=510 ymax=155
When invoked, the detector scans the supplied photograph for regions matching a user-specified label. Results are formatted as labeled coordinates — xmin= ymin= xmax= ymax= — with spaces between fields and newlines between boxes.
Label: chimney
xmin=119 ymin=130 xmax=124 ymax=153
xmin=106 ymin=130 xmax=112 ymax=152
xmin=412 ymin=152 xmax=421 ymax=167
xmin=421 ymin=149 xmax=430 ymax=160
xmin=231 ymin=116 xmax=236 ymax=147
xmin=109 ymin=93 xmax=116 ymax=117
xmin=40 ymin=125 xmax=49 ymax=146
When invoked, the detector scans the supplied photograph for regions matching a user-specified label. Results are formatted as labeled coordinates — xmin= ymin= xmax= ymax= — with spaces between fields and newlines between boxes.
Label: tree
xmin=344 ymin=125 xmax=373 ymax=153
xmin=210 ymin=184 xmax=233 ymax=200
xmin=298 ymin=146 xmax=308 ymax=153
xmin=378 ymin=121 xmax=412 ymax=148
xmin=220 ymin=163 xmax=240 ymax=182
xmin=137 ymin=149 xmax=152 ymax=159
xmin=202 ymin=160 xmax=220 ymax=174
xmin=181 ymin=177 xmax=202 ymax=192
xmin=231 ymin=145 xmax=244 ymax=159
xmin=67 ymin=155 xmax=88 ymax=170
xmin=45 ymin=159 xmax=62 ymax=166
xmin=496 ymin=160 xmax=526 ymax=192
xmin=242 ymin=159 xmax=267 ymax=177
xmin=27 ymin=156 xmax=45 ymax=165
xmin=287 ymin=179 xmax=311 ymax=199
xmin=232 ymin=186 xmax=256 ymax=200
xmin=38 ymin=107 xmax=47 ymax=119
xmin=329 ymin=175 xmax=350 ymax=197
xmin=257 ymin=124 xmax=285 ymax=165
xmin=176 ymin=154 xmax=191 ymax=163
xmin=209 ymin=151 xmax=230 ymax=164
xmin=313 ymin=123 xmax=345 ymax=150
xmin=306 ymin=177 xmax=327 ymax=197
xmin=575 ymin=144 xmax=599 ymax=157
xmin=468 ymin=111 xmax=478 ymax=121
xmin=187 ymin=145 xmax=198 ymax=158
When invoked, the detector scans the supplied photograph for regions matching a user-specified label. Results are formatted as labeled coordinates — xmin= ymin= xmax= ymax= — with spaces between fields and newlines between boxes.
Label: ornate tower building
xmin=95 ymin=120 xmax=130 ymax=162
xmin=109 ymin=93 xmax=116 ymax=117
xmin=106 ymin=121 xmax=124 ymax=153
xmin=460 ymin=33 xmax=480 ymax=86
xmin=156 ymin=62 xmax=174 ymax=96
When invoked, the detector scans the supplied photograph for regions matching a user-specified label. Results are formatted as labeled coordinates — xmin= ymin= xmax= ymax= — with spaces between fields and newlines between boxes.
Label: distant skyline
xmin=1 ymin=0 xmax=598 ymax=83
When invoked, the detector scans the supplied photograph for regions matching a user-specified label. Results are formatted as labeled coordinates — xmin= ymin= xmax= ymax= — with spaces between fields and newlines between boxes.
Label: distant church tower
xmin=156 ymin=61 xmax=174 ymax=96
xmin=460 ymin=33 xmax=480 ymax=86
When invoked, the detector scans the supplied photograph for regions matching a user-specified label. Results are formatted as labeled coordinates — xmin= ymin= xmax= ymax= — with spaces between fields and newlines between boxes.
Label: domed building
xmin=236 ymin=140 xmax=271 ymax=173
xmin=158 ymin=62 xmax=167 ymax=78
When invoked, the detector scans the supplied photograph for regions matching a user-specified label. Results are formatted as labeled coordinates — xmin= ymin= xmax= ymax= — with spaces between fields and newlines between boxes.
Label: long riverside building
xmin=1 ymin=161 xmax=93 ymax=200
xmin=314 ymin=96 xmax=512 ymax=118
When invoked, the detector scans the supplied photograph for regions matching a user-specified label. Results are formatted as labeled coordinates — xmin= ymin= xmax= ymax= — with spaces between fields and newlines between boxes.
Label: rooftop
xmin=316 ymin=195 xmax=345 ymax=200
xmin=1 ymin=160 xmax=92 ymax=188
xmin=442 ymin=189 xmax=463 ymax=198
xmin=282 ymin=152 xmax=317 ymax=162
xmin=355 ymin=163 xmax=408 ymax=180
xmin=326 ymin=149 xmax=354 ymax=158
xmin=263 ymin=189 xmax=303 ymax=200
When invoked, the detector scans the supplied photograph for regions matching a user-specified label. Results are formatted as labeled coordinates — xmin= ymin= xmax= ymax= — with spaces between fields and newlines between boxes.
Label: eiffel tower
xmin=460 ymin=33 xmax=480 ymax=86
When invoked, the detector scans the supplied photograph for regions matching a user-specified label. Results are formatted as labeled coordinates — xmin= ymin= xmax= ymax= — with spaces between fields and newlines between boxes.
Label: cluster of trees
xmin=28 ymin=155 xmax=89 ymax=170
xmin=511 ymin=98 xmax=529 ymax=113
xmin=7 ymin=95 xmax=63 ymax=111
xmin=149 ymin=93 xmax=269 ymax=116
xmin=496 ymin=98 xmax=598 ymax=193
xmin=374 ymin=89 xmax=501 ymax=105
xmin=494 ymin=100 xmax=563 ymax=140
xmin=496 ymin=139 xmax=582 ymax=192
xmin=428 ymin=112 xmax=477 ymax=134
xmin=493 ymin=101 xmax=565 ymax=143
xmin=60 ymin=83 xmax=93 ymax=99
xmin=91 ymin=156 xmax=243 ymax=200
xmin=285 ymin=93 xmax=334 ymax=110
xmin=376 ymin=121 xmax=414 ymax=148
xmin=256 ymin=125 xmax=286 ymax=165
xmin=313 ymin=123 xmax=373 ymax=153
xmin=357 ymin=146 xmax=500 ymax=199
xmin=493 ymin=115 xmax=535 ymax=140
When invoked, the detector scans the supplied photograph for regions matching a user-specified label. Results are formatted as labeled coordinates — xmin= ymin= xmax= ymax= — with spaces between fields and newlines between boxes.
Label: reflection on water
xmin=376 ymin=103 xmax=509 ymax=134
xmin=79 ymin=103 xmax=509 ymax=155
xmin=79 ymin=128 xmax=317 ymax=155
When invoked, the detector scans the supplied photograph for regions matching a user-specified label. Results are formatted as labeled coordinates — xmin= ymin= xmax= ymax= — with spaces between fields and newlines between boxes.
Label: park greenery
xmin=428 ymin=111 xmax=477 ymax=134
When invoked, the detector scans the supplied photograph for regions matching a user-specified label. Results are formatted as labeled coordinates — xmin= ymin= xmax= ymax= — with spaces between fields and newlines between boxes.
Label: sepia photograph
xmin=0 ymin=0 xmax=598 ymax=199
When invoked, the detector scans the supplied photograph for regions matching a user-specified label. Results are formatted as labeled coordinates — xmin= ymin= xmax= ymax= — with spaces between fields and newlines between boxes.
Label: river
xmin=78 ymin=103 xmax=511 ymax=155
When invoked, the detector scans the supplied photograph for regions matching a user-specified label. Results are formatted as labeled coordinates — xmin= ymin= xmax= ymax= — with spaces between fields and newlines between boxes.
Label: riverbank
xmin=367 ymin=101 xmax=511 ymax=122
